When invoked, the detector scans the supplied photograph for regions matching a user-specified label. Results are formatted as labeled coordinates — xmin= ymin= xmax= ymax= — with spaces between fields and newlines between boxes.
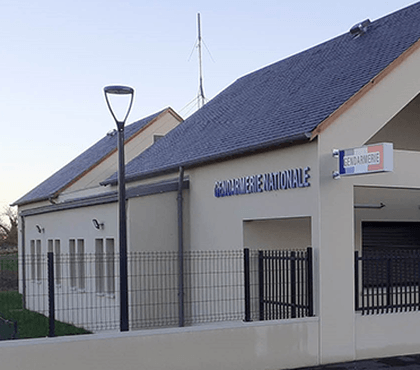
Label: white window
xmin=77 ymin=239 xmax=85 ymax=291
xmin=55 ymin=240 xmax=61 ymax=285
xmin=48 ymin=239 xmax=53 ymax=253
xmin=36 ymin=239 xmax=42 ymax=282
xmin=69 ymin=239 xmax=76 ymax=289
xmin=95 ymin=239 xmax=104 ymax=294
xmin=95 ymin=238 xmax=115 ymax=296
xmin=30 ymin=240 xmax=36 ymax=281
xmin=105 ymin=238 xmax=115 ymax=294
xmin=47 ymin=239 xmax=61 ymax=285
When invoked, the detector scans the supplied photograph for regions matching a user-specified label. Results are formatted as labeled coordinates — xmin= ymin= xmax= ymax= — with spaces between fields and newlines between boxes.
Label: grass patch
xmin=0 ymin=291 xmax=91 ymax=339
xmin=0 ymin=254 xmax=18 ymax=272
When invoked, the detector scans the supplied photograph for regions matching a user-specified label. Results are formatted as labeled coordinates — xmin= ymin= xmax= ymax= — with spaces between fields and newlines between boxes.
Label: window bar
xmin=270 ymin=250 xmax=274 ymax=320
xmin=374 ymin=254 xmax=378 ymax=313
xmin=387 ymin=253 xmax=392 ymax=313
xmin=368 ymin=254 xmax=373 ymax=315
xmin=273 ymin=251 xmax=276 ymax=320
xmin=265 ymin=251 xmax=269 ymax=320
xmin=405 ymin=254 xmax=409 ymax=311
xmin=302 ymin=251 xmax=306 ymax=316
xmin=354 ymin=251 xmax=359 ymax=311
xmin=290 ymin=251 xmax=296 ymax=319
xmin=296 ymin=251 xmax=301 ymax=318
xmin=243 ymin=248 xmax=251 ymax=322
xmin=418 ymin=259 xmax=420 ymax=311
xmin=361 ymin=254 xmax=365 ymax=315
xmin=409 ymin=254 xmax=414 ymax=311
xmin=306 ymin=247 xmax=313 ymax=317
xmin=258 ymin=251 xmax=264 ymax=320
xmin=404 ymin=256 xmax=408 ymax=312
xmin=265 ymin=251 xmax=270 ymax=320
xmin=396 ymin=254 xmax=400 ymax=312
xmin=283 ymin=250 xmax=287 ymax=319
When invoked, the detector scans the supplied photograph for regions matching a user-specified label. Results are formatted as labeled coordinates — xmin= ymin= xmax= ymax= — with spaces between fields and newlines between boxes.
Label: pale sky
xmin=0 ymin=0 xmax=417 ymax=215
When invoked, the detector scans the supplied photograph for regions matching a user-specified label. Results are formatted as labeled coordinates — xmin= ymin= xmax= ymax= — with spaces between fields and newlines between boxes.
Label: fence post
xmin=306 ymin=247 xmax=314 ymax=317
xmin=387 ymin=257 xmax=392 ymax=311
xmin=47 ymin=252 xmax=55 ymax=337
xmin=258 ymin=251 xmax=264 ymax=321
xmin=244 ymin=248 xmax=251 ymax=322
xmin=21 ymin=216 xmax=26 ymax=310
xmin=354 ymin=251 xmax=359 ymax=312
xmin=290 ymin=251 xmax=297 ymax=319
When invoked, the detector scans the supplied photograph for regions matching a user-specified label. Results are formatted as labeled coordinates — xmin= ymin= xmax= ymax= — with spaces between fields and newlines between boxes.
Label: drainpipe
xmin=20 ymin=215 xmax=26 ymax=309
xmin=177 ymin=166 xmax=185 ymax=327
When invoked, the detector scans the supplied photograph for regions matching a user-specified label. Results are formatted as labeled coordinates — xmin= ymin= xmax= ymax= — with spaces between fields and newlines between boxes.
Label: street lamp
xmin=104 ymin=85 xmax=134 ymax=332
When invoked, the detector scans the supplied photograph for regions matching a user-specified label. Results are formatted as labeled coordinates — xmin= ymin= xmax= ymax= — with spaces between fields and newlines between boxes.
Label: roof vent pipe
xmin=350 ymin=19 xmax=371 ymax=37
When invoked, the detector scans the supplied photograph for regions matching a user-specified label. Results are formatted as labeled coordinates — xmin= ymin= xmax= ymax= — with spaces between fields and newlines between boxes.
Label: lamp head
xmin=104 ymin=85 xmax=134 ymax=95
xmin=104 ymin=85 xmax=135 ymax=127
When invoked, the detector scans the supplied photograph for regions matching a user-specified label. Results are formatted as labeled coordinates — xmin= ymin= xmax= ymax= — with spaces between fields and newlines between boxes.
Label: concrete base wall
xmin=356 ymin=312 xmax=420 ymax=359
xmin=0 ymin=319 xmax=319 ymax=370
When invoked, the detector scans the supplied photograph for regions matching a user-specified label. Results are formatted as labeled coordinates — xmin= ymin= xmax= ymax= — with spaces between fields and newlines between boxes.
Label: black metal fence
xmin=355 ymin=248 xmax=420 ymax=315
xmin=5 ymin=248 xmax=314 ymax=336
xmin=244 ymin=248 xmax=313 ymax=321
xmin=0 ymin=252 xmax=18 ymax=292
xmin=0 ymin=315 xmax=18 ymax=341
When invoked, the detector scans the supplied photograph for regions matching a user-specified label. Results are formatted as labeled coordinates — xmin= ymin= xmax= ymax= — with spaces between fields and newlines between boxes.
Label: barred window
xmin=69 ymin=239 xmax=76 ymax=288
xmin=55 ymin=240 xmax=61 ymax=285
xmin=105 ymin=239 xmax=115 ymax=294
xmin=36 ymin=240 xmax=42 ymax=281
xmin=95 ymin=239 xmax=104 ymax=294
xmin=30 ymin=240 xmax=35 ymax=281
xmin=77 ymin=239 xmax=85 ymax=291
xmin=95 ymin=238 xmax=115 ymax=296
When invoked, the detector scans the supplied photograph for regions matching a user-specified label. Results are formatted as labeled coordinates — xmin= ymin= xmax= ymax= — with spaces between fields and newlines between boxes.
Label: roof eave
xmin=310 ymin=37 xmax=420 ymax=140
xmin=11 ymin=195 xmax=51 ymax=207
xmin=101 ymin=132 xmax=312 ymax=186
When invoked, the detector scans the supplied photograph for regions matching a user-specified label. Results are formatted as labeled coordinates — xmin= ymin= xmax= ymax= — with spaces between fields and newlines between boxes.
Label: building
xmin=13 ymin=2 xmax=420 ymax=368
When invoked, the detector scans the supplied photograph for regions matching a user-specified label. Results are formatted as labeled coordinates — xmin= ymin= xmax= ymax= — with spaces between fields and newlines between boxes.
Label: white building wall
xmin=243 ymin=217 xmax=311 ymax=250
xmin=187 ymin=141 xmax=319 ymax=252
xmin=316 ymin=43 xmax=420 ymax=363
xmin=21 ymin=203 xmax=119 ymax=331
xmin=127 ymin=190 xmax=190 ymax=252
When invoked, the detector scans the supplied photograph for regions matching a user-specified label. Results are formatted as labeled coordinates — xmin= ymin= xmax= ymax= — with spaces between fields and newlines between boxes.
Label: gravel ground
xmin=0 ymin=271 xmax=18 ymax=291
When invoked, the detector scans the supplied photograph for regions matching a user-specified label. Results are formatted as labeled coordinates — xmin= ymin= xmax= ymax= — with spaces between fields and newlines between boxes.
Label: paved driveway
xmin=294 ymin=354 xmax=420 ymax=370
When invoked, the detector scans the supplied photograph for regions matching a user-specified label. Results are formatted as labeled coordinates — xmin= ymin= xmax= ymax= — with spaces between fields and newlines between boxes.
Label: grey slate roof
xmin=104 ymin=2 xmax=420 ymax=185
xmin=13 ymin=109 xmax=166 ymax=206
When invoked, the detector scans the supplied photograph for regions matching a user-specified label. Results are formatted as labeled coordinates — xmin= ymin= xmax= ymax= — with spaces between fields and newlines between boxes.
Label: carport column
xmin=317 ymin=143 xmax=355 ymax=364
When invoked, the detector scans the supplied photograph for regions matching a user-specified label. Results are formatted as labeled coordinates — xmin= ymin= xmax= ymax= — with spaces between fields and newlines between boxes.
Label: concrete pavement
xmin=293 ymin=354 xmax=420 ymax=370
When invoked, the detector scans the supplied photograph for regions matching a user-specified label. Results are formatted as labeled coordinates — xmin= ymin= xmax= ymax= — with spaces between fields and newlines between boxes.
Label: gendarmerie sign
xmin=338 ymin=143 xmax=393 ymax=176
xmin=214 ymin=167 xmax=310 ymax=198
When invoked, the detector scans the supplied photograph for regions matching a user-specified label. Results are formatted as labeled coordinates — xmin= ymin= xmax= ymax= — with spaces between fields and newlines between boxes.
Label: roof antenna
xmin=197 ymin=13 xmax=206 ymax=109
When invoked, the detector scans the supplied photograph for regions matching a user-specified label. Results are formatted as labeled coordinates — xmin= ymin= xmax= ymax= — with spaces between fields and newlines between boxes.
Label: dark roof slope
xmin=13 ymin=109 xmax=167 ymax=206
xmin=108 ymin=2 xmax=420 ymax=184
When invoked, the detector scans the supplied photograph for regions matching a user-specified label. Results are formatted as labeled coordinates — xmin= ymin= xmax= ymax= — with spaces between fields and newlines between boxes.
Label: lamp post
xmin=104 ymin=85 xmax=134 ymax=332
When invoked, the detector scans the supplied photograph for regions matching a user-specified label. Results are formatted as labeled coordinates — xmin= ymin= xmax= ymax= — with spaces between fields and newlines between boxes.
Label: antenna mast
xmin=197 ymin=13 xmax=206 ymax=109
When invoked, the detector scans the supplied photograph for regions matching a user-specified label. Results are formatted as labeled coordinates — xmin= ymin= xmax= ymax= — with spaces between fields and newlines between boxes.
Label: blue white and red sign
xmin=338 ymin=143 xmax=393 ymax=176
